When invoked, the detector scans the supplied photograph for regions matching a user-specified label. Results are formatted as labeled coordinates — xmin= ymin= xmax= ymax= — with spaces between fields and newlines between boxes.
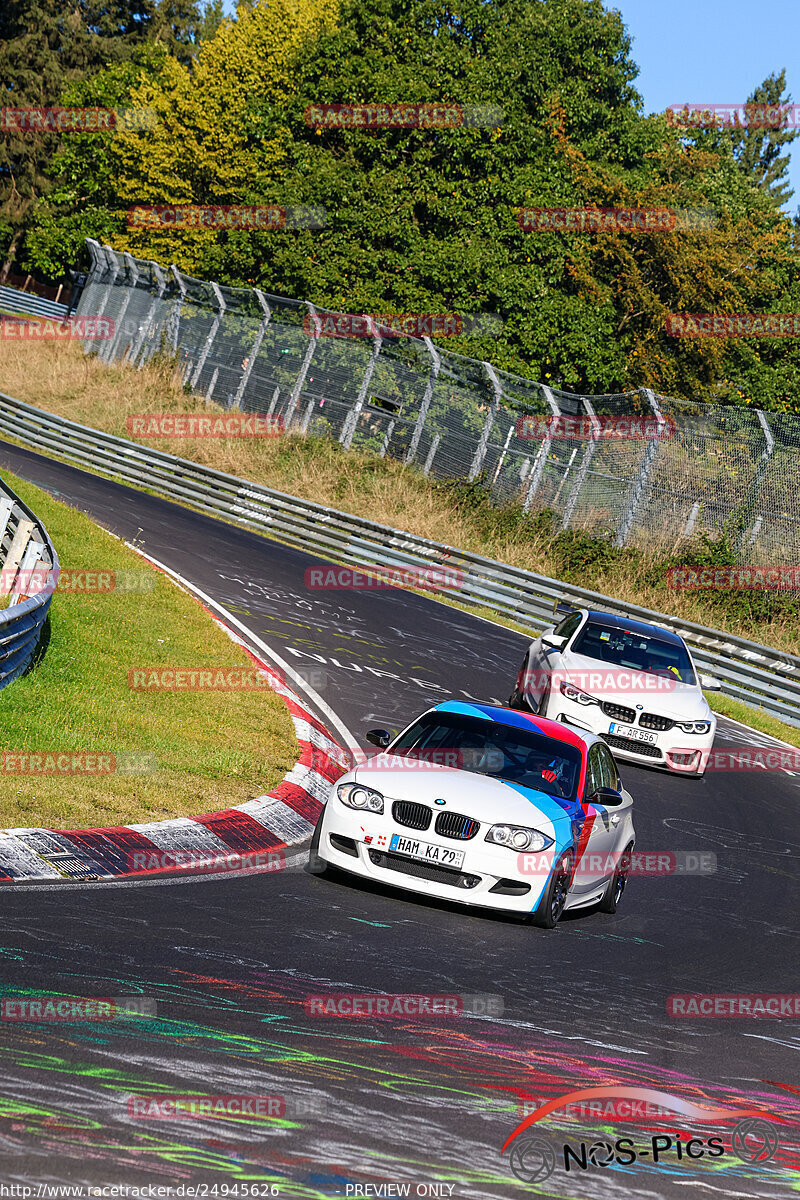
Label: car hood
xmin=560 ymin=651 xmax=712 ymax=720
xmin=349 ymin=761 xmax=575 ymax=832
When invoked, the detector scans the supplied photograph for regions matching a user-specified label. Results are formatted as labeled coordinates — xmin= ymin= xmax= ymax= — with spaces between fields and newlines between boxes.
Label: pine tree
xmin=731 ymin=71 xmax=798 ymax=208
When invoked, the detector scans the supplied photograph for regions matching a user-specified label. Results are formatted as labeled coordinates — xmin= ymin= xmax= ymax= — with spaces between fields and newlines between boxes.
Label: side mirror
xmin=589 ymin=786 xmax=624 ymax=807
xmin=366 ymin=728 xmax=391 ymax=748
xmin=700 ymin=674 xmax=722 ymax=691
xmin=542 ymin=633 xmax=566 ymax=650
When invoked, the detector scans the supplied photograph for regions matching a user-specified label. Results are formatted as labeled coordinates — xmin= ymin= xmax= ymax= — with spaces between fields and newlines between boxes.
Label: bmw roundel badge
xmin=434 ymin=798 xmax=446 ymax=806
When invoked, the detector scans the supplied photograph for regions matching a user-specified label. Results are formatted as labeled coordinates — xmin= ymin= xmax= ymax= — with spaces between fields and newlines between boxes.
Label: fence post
xmin=613 ymin=388 xmax=669 ymax=547
xmin=735 ymin=409 xmax=775 ymax=555
xmin=469 ymin=362 xmax=503 ymax=480
xmin=190 ymin=281 xmax=226 ymax=391
xmin=405 ymin=336 xmax=440 ymax=465
xmin=128 ymin=262 xmax=167 ymax=367
xmin=102 ymin=251 xmax=138 ymax=364
xmin=79 ymin=239 xmax=105 ymax=317
xmin=83 ymin=244 xmax=118 ymax=353
xmin=233 ymin=289 xmax=271 ymax=410
xmin=561 ymin=396 xmax=601 ymax=529
xmin=284 ymin=301 xmax=318 ymax=427
xmin=523 ymin=384 xmax=561 ymax=512
xmin=423 ymin=433 xmax=441 ymax=476
xmin=341 ymin=320 xmax=383 ymax=450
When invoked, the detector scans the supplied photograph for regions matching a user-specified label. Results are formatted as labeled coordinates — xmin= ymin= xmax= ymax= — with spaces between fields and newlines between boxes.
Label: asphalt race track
xmin=0 ymin=439 xmax=798 ymax=1199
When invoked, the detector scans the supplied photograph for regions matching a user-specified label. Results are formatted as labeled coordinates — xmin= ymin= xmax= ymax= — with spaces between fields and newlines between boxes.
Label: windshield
xmin=388 ymin=713 xmax=582 ymax=801
xmin=571 ymin=622 xmax=696 ymax=685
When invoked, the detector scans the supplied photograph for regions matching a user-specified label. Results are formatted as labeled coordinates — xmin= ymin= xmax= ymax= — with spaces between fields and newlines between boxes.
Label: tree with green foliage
xmin=0 ymin=0 xmax=203 ymax=279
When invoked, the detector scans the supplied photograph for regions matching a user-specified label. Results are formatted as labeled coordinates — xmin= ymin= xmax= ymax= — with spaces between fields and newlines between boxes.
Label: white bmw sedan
xmin=509 ymin=607 xmax=720 ymax=777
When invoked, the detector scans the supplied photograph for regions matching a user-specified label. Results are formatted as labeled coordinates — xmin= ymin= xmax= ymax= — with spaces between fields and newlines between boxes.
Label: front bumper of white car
xmin=552 ymin=694 xmax=715 ymax=775
xmin=317 ymin=796 xmax=563 ymax=914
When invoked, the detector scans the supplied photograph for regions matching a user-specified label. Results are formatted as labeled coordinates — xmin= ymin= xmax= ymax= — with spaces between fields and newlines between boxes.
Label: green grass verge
xmin=707 ymin=693 xmax=800 ymax=748
xmin=0 ymin=469 xmax=298 ymax=830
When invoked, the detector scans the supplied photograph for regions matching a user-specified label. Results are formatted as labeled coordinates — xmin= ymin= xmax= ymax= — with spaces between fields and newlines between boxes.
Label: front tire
xmin=508 ymin=655 xmax=530 ymax=710
xmin=597 ymin=842 xmax=633 ymax=914
xmin=307 ymin=808 xmax=328 ymax=876
xmin=532 ymin=848 xmax=574 ymax=928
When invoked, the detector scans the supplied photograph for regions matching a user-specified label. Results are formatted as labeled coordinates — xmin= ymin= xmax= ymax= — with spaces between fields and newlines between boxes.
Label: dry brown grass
xmin=1 ymin=338 xmax=798 ymax=657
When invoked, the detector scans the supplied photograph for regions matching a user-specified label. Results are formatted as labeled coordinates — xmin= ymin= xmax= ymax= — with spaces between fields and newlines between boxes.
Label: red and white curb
xmin=0 ymin=559 xmax=351 ymax=884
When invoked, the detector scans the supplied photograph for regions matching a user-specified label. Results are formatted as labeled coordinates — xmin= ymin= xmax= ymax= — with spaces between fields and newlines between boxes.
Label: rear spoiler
xmin=553 ymin=600 xmax=582 ymax=618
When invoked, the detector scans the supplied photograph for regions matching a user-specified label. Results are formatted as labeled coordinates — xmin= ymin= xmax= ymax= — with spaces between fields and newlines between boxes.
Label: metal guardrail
xmin=0 ymin=467 xmax=59 ymax=689
xmin=0 ymin=390 xmax=797 ymax=726
xmin=0 ymin=284 xmax=70 ymax=322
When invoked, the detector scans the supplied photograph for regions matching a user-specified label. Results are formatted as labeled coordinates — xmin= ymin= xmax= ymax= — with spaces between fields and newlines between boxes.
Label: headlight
xmin=559 ymin=681 xmax=599 ymax=706
xmin=676 ymin=720 xmax=712 ymax=735
xmin=337 ymin=782 xmax=384 ymax=813
xmin=485 ymin=824 xmax=553 ymax=852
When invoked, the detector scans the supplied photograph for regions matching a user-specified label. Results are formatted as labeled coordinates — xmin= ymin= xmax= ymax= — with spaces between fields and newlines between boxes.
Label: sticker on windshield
xmin=600 ymin=631 xmax=610 ymax=641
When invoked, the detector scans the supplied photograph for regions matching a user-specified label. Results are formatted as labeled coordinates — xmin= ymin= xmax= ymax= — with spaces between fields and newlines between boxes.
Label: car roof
xmin=580 ymin=609 xmax=686 ymax=648
xmin=430 ymin=701 xmax=596 ymax=753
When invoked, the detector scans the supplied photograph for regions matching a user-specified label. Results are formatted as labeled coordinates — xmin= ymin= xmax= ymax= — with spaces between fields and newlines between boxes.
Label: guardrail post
xmin=523 ymin=385 xmax=561 ymax=512
xmin=190 ymin=282 xmax=226 ymax=391
xmin=0 ymin=516 xmax=34 ymax=595
xmin=10 ymin=538 xmax=45 ymax=605
xmin=101 ymin=251 xmax=138 ymax=364
xmin=469 ymin=362 xmax=503 ymax=480
xmin=561 ymin=396 xmax=601 ymax=529
xmin=284 ymin=302 xmax=318 ymax=427
xmin=341 ymin=320 xmax=383 ymax=450
xmin=613 ymin=388 xmax=669 ymax=547
xmin=128 ymin=262 xmax=167 ymax=367
xmin=233 ymin=289 xmax=271 ymax=410
xmin=405 ymin=336 xmax=440 ymax=465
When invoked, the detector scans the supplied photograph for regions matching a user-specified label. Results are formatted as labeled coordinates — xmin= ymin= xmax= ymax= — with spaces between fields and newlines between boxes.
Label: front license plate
xmin=389 ymin=835 xmax=465 ymax=869
xmin=609 ymin=721 xmax=657 ymax=745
